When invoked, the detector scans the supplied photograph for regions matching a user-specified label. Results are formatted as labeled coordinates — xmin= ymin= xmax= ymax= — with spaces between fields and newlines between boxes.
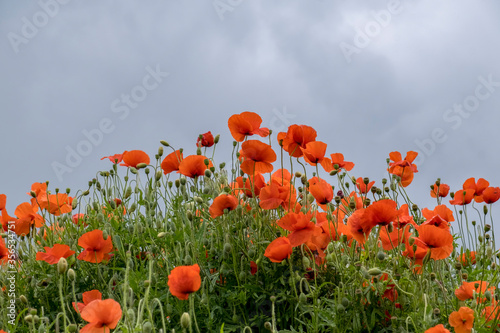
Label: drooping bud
xmin=160 ymin=140 xmax=170 ymax=147
xmin=368 ymin=267 xmax=382 ymax=276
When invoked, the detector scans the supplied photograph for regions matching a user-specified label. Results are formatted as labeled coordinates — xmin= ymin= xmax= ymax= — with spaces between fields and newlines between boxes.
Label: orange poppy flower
xmin=161 ymin=150 xmax=183 ymax=174
xmin=37 ymin=193 xmax=73 ymax=216
xmin=232 ymin=174 xmax=266 ymax=197
xmin=239 ymin=140 xmax=276 ymax=175
xmin=347 ymin=209 xmax=372 ymax=245
xmin=463 ymin=177 xmax=489 ymax=203
xmin=482 ymin=300 xmax=500 ymax=323
xmin=29 ymin=182 xmax=48 ymax=198
xmin=14 ymin=202 xmax=44 ymax=236
xmin=197 ymin=131 xmax=214 ymax=147
xmin=209 ymin=194 xmax=238 ymax=218
xmin=424 ymin=324 xmax=451 ymax=333
xmin=449 ymin=189 xmax=475 ymax=205
xmin=340 ymin=191 xmax=364 ymax=211
xmin=455 ymin=280 xmax=495 ymax=302
xmin=388 ymin=151 xmax=418 ymax=187
xmin=458 ymin=251 xmax=476 ymax=267
xmin=277 ymin=124 xmax=317 ymax=157
xmin=264 ymin=237 xmax=293 ymax=263
xmin=412 ymin=225 xmax=453 ymax=260
xmin=483 ymin=187 xmax=500 ymax=204
xmin=308 ymin=177 xmax=333 ymax=208
xmin=300 ymin=141 xmax=329 ymax=167
xmin=362 ymin=199 xmax=398 ymax=227
xmin=277 ymin=212 xmax=316 ymax=247
xmin=73 ymin=290 xmax=102 ymax=314
xmin=0 ymin=208 xmax=16 ymax=232
xmin=167 ymin=264 xmax=201 ymax=300
xmin=259 ymin=179 xmax=297 ymax=211
xmin=323 ymin=153 xmax=355 ymax=172
xmin=36 ymin=244 xmax=75 ymax=265
xmin=402 ymin=235 xmax=429 ymax=274
xmin=178 ymin=155 xmax=212 ymax=178
xmin=379 ymin=225 xmax=410 ymax=251
xmin=228 ymin=111 xmax=269 ymax=142
xmin=101 ymin=153 xmax=124 ymax=164
xmin=0 ymin=237 xmax=9 ymax=265
xmin=430 ymin=183 xmax=450 ymax=198
xmin=448 ymin=307 xmax=474 ymax=333
xmin=356 ymin=178 xmax=375 ymax=194
xmin=72 ymin=213 xmax=87 ymax=226
xmin=422 ymin=205 xmax=454 ymax=223
xmin=0 ymin=194 xmax=6 ymax=211
xmin=80 ymin=299 xmax=122 ymax=333
xmin=393 ymin=204 xmax=415 ymax=228
xmin=77 ymin=230 xmax=113 ymax=263
xmin=120 ymin=150 xmax=150 ymax=168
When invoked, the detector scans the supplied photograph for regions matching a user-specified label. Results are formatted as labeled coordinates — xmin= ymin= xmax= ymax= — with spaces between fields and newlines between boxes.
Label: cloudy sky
xmin=1 ymin=1 xmax=500 ymax=236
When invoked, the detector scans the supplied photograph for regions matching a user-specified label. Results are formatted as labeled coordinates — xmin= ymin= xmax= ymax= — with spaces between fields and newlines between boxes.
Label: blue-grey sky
xmin=1 ymin=1 xmax=500 ymax=236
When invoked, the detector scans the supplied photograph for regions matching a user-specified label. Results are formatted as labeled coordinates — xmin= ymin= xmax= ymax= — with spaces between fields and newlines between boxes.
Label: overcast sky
xmin=1 ymin=1 xmax=500 ymax=237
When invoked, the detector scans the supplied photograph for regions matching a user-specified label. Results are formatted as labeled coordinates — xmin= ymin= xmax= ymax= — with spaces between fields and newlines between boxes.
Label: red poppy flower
xmin=161 ymin=150 xmax=183 ymax=174
xmin=209 ymin=194 xmax=238 ymax=218
xmin=458 ymin=251 xmax=476 ymax=267
xmin=463 ymin=177 xmax=489 ymax=203
xmin=197 ymin=131 xmax=215 ymax=147
xmin=120 ymin=150 xmax=150 ymax=168
xmin=167 ymin=264 xmax=201 ymax=300
xmin=388 ymin=151 xmax=418 ymax=187
xmin=0 ymin=194 xmax=6 ymax=211
xmin=308 ymin=177 xmax=333 ymax=209
xmin=356 ymin=178 xmax=375 ymax=194
xmin=264 ymin=237 xmax=293 ymax=263
xmin=239 ymin=140 xmax=276 ymax=175
xmin=323 ymin=153 xmax=355 ymax=172
xmin=73 ymin=290 xmax=102 ymax=314
xmin=393 ymin=204 xmax=415 ymax=228
xmin=72 ymin=213 xmax=87 ymax=226
xmin=0 ymin=238 xmax=9 ymax=265
xmin=448 ymin=307 xmax=474 ymax=333
xmin=37 ymin=193 xmax=73 ymax=216
xmin=77 ymin=230 xmax=113 ymax=263
xmin=430 ymin=183 xmax=450 ymax=198
xmin=449 ymin=189 xmax=475 ymax=205
xmin=277 ymin=124 xmax=317 ymax=157
xmin=232 ymin=174 xmax=266 ymax=197
xmin=277 ymin=212 xmax=316 ymax=247
xmin=228 ymin=111 xmax=269 ymax=142
xmin=362 ymin=199 xmax=398 ymax=227
xmin=412 ymin=225 xmax=453 ymax=260
xmin=379 ymin=226 xmax=410 ymax=251
xmin=14 ymin=202 xmax=44 ymax=236
xmin=455 ymin=280 xmax=495 ymax=302
xmin=101 ymin=153 xmax=124 ymax=164
xmin=178 ymin=155 xmax=213 ymax=178
xmin=250 ymin=261 xmax=258 ymax=275
xmin=347 ymin=209 xmax=372 ymax=245
xmin=424 ymin=324 xmax=451 ymax=333
xmin=300 ymin=141 xmax=328 ymax=167
xmin=259 ymin=178 xmax=297 ymax=211
xmin=422 ymin=205 xmax=454 ymax=223
xmin=80 ymin=299 xmax=122 ymax=333
xmin=483 ymin=187 xmax=500 ymax=204
xmin=36 ymin=244 xmax=75 ymax=265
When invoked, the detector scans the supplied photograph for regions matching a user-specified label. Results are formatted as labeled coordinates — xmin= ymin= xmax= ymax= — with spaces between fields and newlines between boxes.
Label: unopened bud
xmin=368 ymin=267 xmax=382 ymax=276
xmin=180 ymin=312 xmax=191 ymax=329
xmin=160 ymin=140 xmax=170 ymax=147
xmin=157 ymin=232 xmax=167 ymax=238
xmin=68 ymin=324 xmax=78 ymax=332
xmin=57 ymin=258 xmax=68 ymax=274
xmin=67 ymin=268 xmax=76 ymax=281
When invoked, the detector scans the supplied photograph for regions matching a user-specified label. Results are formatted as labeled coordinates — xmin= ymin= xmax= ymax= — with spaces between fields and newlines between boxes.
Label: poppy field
xmin=1 ymin=111 xmax=500 ymax=332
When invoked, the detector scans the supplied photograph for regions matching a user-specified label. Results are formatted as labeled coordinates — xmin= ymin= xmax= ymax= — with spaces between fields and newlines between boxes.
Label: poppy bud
xmin=301 ymin=175 xmax=307 ymax=185
xmin=184 ymin=255 xmax=192 ymax=265
xmin=422 ymin=250 xmax=432 ymax=265
xmin=129 ymin=203 xmax=137 ymax=213
xmin=130 ymin=167 xmax=138 ymax=174
xmin=57 ymin=258 xmax=68 ymax=274
xmin=334 ymin=196 xmax=341 ymax=204
xmin=454 ymin=262 xmax=462 ymax=270
xmin=67 ymin=268 xmax=76 ymax=281
xmin=20 ymin=295 xmax=28 ymax=304
xmin=376 ymin=188 xmax=382 ymax=195
xmin=408 ymin=237 xmax=415 ymax=246
xmin=270 ymin=295 xmax=277 ymax=302
xmin=264 ymin=322 xmax=272 ymax=330
xmin=390 ymin=183 xmax=396 ymax=191
xmin=72 ymin=199 xmax=78 ymax=210
xmin=196 ymin=147 xmax=202 ymax=155
xmin=412 ymin=204 xmax=418 ymax=211
xmin=329 ymin=170 xmax=338 ymax=176
xmin=180 ymin=177 xmax=187 ymax=185
xmin=387 ymin=223 xmax=394 ymax=233
xmin=299 ymin=293 xmax=307 ymax=304
xmin=224 ymin=243 xmax=232 ymax=254
xmin=67 ymin=324 xmax=77 ymax=332
xmin=109 ymin=199 xmax=117 ymax=210
xmin=462 ymin=273 xmax=468 ymax=280
xmin=83 ymin=190 xmax=90 ymax=196
xmin=492 ymin=263 xmax=496 ymax=269
xmin=24 ymin=315 xmax=33 ymax=323
xmin=349 ymin=200 xmax=356 ymax=210
xmin=429 ymin=273 xmax=436 ymax=281
xmin=160 ymin=140 xmax=170 ymax=147
xmin=368 ymin=267 xmax=382 ymax=276
xmin=487 ymin=246 xmax=493 ymax=258
xmin=484 ymin=205 xmax=488 ymax=215
xmin=376 ymin=251 xmax=386 ymax=261
xmin=433 ymin=308 xmax=440 ymax=317
xmin=204 ymin=169 xmax=212 ymax=178
xmin=478 ymin=235 xmax=483 ymax=243
xmin=303 ymin=256 xmax=311 ymax=270
xmin=155 ymin=170 xmax=162 ymax=181
xmin=430 ymin=185 xmax=435 ymax=191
